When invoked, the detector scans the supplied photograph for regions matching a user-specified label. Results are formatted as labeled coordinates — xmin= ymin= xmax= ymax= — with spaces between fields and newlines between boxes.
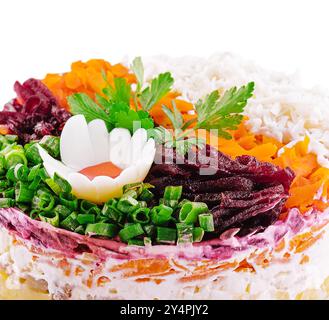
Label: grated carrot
xmin=43 ymin=59 xmax=136 ymax=109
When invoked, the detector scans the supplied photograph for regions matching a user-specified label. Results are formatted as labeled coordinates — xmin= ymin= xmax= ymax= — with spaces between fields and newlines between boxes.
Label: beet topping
xmin=0 ymin=79 xmax=71 ymax=144
xmin=146 ymin=145 xmax=295 ymax=237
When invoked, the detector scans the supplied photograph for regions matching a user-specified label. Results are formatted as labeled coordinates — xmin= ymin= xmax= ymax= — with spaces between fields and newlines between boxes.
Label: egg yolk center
xmin=79 ymin=161 xmax=122 ymax=180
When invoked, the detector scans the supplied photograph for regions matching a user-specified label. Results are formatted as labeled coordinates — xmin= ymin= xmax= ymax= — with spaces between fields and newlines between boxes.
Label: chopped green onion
xmin=31 ymin=190 xmax=55 ymax=212
xmin=59 ymin=193 xmax=78 ymax=211
xmin=156 ymin=226 xmax=177 ymax=244
xmin=96 ymin=215 xmax=110 ymax=223
xmin=0 ymin=135 xmax=8 ymax=147
xmin=88 ymin=206 xmax=101 ymax=216
xmin=77 ymin=214 xmax=96 ymax=225
xmin=2 ymin=187 xmax=15 ymax=198
xmin=53 ymin=204 xmax=71 ymax=220
xmin=25 ymin=143 xmax=42 ymax=165
xmin=45 ymin=178 xmax=61 ymax=195
xmin=0 ymin=198 xmax=15 ymax=208
xmin=28 ymin=175 xmax=42 ymax=191
xmin=0 ymin=180 xmax=9 ymax=191
xmin=54 ymin=173 xmax=72 ymax=193
xmin=0 ymin=155 xmax=6 ymax=175
xmin=28 ymin=164 xmax=41 ymax=181
xmin=123 ymin=182 xmax=143 ymax=195
xmin=44 ymin=173 xmax=72 ymax=195
xmin=143 ymin=224 xmax=156 ymax=238
xmin=127 ymin=239 xmax=144 ymax=246
xmin=105 ymin=198 xmax=118 ymax=207
xmin=177 ymin=199 xmax=191 ymax=209
xmin=4 ymin=149 xmax=27 ymax=169
xmin=85 ymin=223 xmax=118 ymax=237
xmin=150 ymin=204 xmax=173 ymax=226
xmin=138 ymin=201 xmax=147 ymax=208
xmin=29 ymin=210 xmax=39 ymax=220
xmin=1 ymin=144 xmax=27 ymax=169
xmin=6 ymin=167 xmax=16 ymax=182
xmin=39 ymin=211 xmax=60 ymax=227
xmin=124 ymin=222 xmax=137 ymax=227
xmin=38 ymin=168 xmax=50 ymax=181
xmin=102 ymin=200 xmax=124 ymax=224
xmin=5 ymin=135 xmax=18 ymax=143
xmin=176 ymin=223 xmax=193 ymax=244
xmin=159 ymin=198 xmax=179 ymax=208
xmin=179 ymin=202 xmax=208 ymax=224
xmin=39 ymin=136 xmax=60 ymax=158
xmin=139 ymin=188 xmax=154 ymax=201
xmin=80 ymin=200 xmax=97 ymax=214
xmin=198 ymin=213 xmax=215 ymax=232
xmin=163 ymin=186 xmax=182 ymax=201
xmin=123 ymin=182 xmax=154 ymax=197
xmin=60 ymin=212 xmax=80 ymax=231
xmin=119 ymin=223 xmax=144 ymax=242
xmin=117 ymin=193 xmax=139 ymax=213
xmin=15 ymin=182 xmax=35 ymax=203
xmin=74 ymin=225 xmax=85 ymax=235
xmin=128 ymin=207 xmax=150 ymax=225
xmin=193 ymin=227 xmax=205 ymax=242
xmin=124 ymin=189 xmax=138 ymax=199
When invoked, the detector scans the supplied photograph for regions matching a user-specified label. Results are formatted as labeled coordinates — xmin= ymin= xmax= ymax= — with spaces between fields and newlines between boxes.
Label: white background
xmin=0 ymin=0 xmax=328 ymax=104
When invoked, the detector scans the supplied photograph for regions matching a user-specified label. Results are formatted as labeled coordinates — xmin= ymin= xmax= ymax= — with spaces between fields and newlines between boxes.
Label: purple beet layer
xmin=0 ymin=206 xmax=323 ymax=262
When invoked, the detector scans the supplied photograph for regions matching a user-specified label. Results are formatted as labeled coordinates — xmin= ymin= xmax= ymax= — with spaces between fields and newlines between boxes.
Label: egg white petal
xmin=141 ymin=138 xmax=156 ymax=164
xmin=37 ymin=145 xmax=74 ymax=179
xmin=108 ymin=128 xmax=132 ymax=169
xmin=130 ymin=128 xmax=148 ymax=165
xmin=114 ymin=165 xmax=140 ymax=189
xmin=67 ymin=173 xmax=98 ymax=203
xmin=92 ymin=176 xmax=120 ymax=203
xmin=60 ymin=115 xmax=95 ymax=170
xmin=88 ymin=119 xmax=110 ymax=164
xmin=135 ymin=160 xmax=154 ymax=181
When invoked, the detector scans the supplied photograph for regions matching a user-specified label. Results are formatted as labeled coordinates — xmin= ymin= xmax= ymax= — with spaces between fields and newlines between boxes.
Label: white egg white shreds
xmin=143 ymin=53 xmax=329 ymax=168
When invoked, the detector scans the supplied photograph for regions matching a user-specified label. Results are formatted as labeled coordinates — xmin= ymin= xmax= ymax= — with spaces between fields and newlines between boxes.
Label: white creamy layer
xmin=1 ymin=217 xmax=329 ymax=300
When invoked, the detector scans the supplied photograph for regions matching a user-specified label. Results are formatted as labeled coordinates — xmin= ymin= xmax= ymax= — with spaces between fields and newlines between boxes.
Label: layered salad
xmin=0 ymin=54 xmax=329 ymax=299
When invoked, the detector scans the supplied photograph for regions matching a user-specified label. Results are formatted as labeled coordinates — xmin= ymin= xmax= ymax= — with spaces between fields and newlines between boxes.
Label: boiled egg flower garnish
xmin=37 ymin=115 xmax=156 ymax=203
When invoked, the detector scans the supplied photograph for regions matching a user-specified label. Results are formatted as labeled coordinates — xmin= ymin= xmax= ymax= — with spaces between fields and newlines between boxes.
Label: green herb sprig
xmin=150 ymin=82 xmax=255 ymax=155
xmin=131 ymin=57 xmax=174 ymax=111
xmin=68 ymin=57 xmax=175 ymax=134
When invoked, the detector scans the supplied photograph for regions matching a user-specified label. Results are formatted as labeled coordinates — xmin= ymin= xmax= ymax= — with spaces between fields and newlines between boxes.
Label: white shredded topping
xmin=144 ymin=53 xmax=329 ymax=167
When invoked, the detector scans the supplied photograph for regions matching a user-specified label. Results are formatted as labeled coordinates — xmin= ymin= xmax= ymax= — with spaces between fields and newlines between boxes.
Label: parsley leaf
xmin=148 ymin=126 xmax=204 ymax=156
xmin=96 ymin=93 xmax=112 ymax=111
xmin=131 ymin=57 xmax=144 ymax=93
xmin=115 ymin=109 xmax=154 ymax=133
xmin=161 ymin=101 xmax=184 ymax=130
xmin=148 ymin=127 xmax=174 ymax=145
xmin=195 ymin=82 xmax=255 ymax=138
xmin=68 ymin=93 xmax=113 ymax=130
xmin=140 ymin=72 xmax=174 ymax=111
xmin=103 ymin=77 xmax=131 ymax=105
xmin=157 ymin=82 xmax=254 ymax=155
xmin=68 ymin=88 xmax=154 ymax=134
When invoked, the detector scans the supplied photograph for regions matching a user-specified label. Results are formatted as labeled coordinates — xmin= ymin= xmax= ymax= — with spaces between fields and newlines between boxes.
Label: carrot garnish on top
xmin=43 ymin=59 xmax=136 ymax=109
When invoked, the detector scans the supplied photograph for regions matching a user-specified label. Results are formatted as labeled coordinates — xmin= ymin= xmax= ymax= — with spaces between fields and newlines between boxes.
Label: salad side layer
xmin=0 ymin=58 xmax=327 ymax=247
